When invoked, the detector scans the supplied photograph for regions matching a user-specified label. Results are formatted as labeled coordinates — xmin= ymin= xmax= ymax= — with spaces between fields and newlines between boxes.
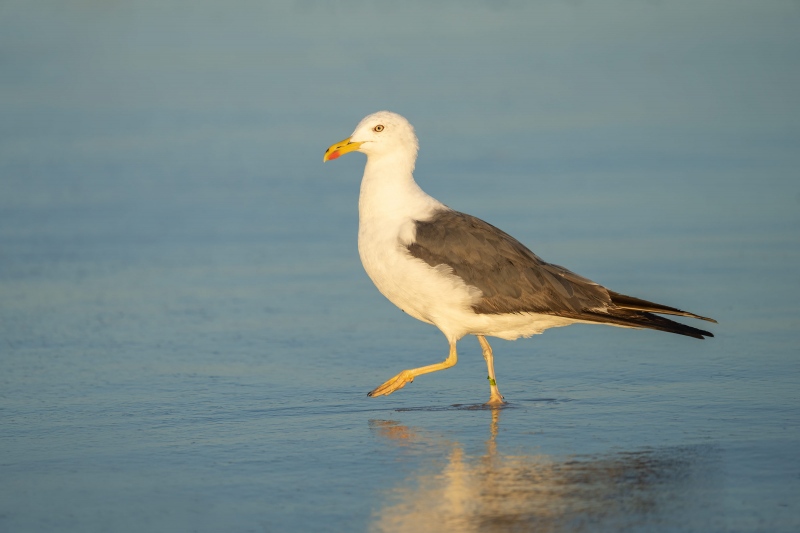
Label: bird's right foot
xmin=368 ymin=370 xmax=415 ymax=397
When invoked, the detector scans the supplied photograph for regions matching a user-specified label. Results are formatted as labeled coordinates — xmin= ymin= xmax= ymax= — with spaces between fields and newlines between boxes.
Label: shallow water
xmin=2 ymin=1 xmax=799 ymax=532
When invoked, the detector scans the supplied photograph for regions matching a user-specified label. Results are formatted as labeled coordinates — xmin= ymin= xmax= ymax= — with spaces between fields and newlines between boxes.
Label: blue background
xmin=2 ymin=1 xmax=798 ymax=531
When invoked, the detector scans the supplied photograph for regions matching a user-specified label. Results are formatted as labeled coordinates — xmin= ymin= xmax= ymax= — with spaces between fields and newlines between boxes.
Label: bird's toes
xmin=484 ymin=395 xmax=507 ymax=407
xmin=368 ymin=370 xmax=414 ymax=397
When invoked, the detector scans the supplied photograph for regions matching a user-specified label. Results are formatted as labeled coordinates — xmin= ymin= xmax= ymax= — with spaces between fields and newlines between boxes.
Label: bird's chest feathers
xmin=357 ymin=206 xmax=427 ymax=316
xmin=358 ymin=203 xmax=478 ymax=324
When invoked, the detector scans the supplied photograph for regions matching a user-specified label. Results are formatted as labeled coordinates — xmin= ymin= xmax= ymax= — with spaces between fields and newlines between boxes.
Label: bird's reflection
xmin=369 ymin=409 xmax=718 ymax=533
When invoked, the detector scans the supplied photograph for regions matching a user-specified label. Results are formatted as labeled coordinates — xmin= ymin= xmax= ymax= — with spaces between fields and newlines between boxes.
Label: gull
xmin=323 ymin=111 xmax=715 ymax=405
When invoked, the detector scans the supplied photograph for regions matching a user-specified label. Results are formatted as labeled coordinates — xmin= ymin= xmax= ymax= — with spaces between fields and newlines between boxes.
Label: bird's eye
xmin=373 ymin=125 xmax=384 ymax=132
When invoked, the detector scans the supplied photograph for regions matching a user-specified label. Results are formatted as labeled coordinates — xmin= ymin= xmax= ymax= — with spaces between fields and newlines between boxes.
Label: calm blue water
xmin=2 ymin=1 xmax=799 ymax=531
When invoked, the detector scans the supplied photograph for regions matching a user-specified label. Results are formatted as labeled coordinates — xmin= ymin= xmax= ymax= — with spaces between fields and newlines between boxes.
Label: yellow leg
xmin=478 ymin=335 xmax=506 ymax=406
xmin=368 ymin=341 xmax=458 ymax=398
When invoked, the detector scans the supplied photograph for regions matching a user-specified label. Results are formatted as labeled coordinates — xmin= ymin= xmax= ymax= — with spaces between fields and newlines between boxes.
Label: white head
xmin=323 ymin=111 xmax=419 ymax=165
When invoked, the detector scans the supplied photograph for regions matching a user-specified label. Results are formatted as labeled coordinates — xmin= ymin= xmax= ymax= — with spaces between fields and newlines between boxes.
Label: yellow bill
xmin=323 ymin=137 xmax=362 ymax=162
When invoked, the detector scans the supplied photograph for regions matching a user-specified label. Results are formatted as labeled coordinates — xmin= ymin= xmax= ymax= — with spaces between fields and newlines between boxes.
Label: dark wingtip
xmin=580 ymin=309 xmax=716 ymax=340
xmin=367 ymin=391 xmax=374 ymax=397
xmin=684 ymin=323 xmax=715 ymax=339
xmin=668 ymin=323 xmax=715 ymax=339
xmin=608 ymin=291 xmax=717 ymax=324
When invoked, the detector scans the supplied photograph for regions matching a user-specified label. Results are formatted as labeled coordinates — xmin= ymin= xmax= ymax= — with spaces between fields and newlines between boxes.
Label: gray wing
xmin=406 ymin=209 xmax=715 ymax=339
xmin=406 ymin=209 xmax=613 ymax=315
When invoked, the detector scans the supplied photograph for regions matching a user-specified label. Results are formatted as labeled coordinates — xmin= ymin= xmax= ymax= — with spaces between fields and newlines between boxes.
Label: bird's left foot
xmin=484 ymin=394 xmax=506 ymax=407
xmin=368 ymin=370 xmax=415 ymax=397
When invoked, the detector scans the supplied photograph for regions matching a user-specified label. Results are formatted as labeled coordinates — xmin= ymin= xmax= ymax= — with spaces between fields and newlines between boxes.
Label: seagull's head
xmin=323 ymin=111 xmax=419 ymax=163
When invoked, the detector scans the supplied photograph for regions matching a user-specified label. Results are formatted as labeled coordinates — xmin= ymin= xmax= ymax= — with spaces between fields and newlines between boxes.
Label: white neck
xmin=358 ymin=152 xmax=442 ymax=224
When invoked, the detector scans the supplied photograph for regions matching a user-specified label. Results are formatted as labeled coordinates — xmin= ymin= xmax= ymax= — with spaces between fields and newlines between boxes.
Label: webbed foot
xmin=368 ymin=370 xmax=415 ymax=397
